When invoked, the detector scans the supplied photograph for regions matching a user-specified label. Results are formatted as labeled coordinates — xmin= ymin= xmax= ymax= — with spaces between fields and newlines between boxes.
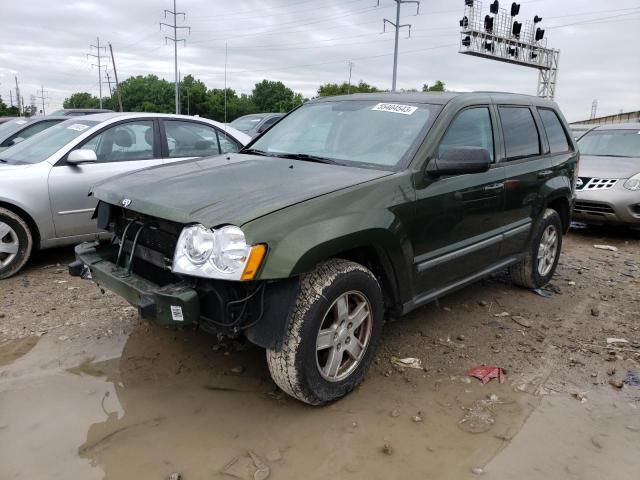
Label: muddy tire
xmin=266 ymin=259 xmax=384 ymax=405
xmin=510 ymin=208 xmax=563 ymax=289
xmin=0 ymin=207 xmax=33 ymax=280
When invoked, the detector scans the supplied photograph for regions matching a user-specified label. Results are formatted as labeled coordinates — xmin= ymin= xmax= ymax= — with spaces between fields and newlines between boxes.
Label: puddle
xmin=0 ymin=325 xmax=538 ymax=480
xmin=0 ymin=336 xmax=39 ymax=368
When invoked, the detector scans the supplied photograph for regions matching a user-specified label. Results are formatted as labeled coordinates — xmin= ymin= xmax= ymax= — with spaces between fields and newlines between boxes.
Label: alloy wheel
xmin=315 ymin=291 xmax=373 ymax=382
xmin=0 ymin=221 xmax=19 ymax=268
xmin=537 ymin=224 xmax=558 ymax=277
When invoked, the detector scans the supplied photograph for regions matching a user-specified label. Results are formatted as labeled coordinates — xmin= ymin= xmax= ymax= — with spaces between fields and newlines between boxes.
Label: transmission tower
xmin=88 ymin=37 xmax=108 ymax=109
xmin=37 ymin=86 xmax=49 ymax=115
xmin=590 ymin=99 xmax=598 ymax=120
xmin=161 ymin=0 xmax=191 ymax=114
xmin=380 ymin=0 xmax=420 ymax=92
xmin=14 ymin=76 xmax=21 ymax=116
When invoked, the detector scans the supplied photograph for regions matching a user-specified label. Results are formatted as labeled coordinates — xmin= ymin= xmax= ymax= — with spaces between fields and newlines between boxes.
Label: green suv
xmin=71 ymin=92 xmax=577 ymax=404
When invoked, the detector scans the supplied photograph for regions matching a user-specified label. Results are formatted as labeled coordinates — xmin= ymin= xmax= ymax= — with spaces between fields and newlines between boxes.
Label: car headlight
xmin=624 ymin=173 xmax=640 ymax=191
xmin=172 ymin=224 xmax=266 ymax=281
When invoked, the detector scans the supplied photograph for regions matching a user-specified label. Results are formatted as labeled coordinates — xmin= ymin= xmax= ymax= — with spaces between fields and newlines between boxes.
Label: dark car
xmin=0 ymin=116 xmax=68 ymax=151
xmin=71 ymin=92 xmax=577 ymax=404
xmin=230 ymin=112 xmax=284 ymax=138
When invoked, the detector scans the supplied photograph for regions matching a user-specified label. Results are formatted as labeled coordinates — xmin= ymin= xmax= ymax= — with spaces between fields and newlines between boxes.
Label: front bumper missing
xmin=72 ymin=242 xmax=199 ymax=326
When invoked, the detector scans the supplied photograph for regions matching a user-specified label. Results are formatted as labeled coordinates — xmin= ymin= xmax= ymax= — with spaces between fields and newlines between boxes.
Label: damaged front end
xmin=70 ymin=203 xmax=298 ymax=348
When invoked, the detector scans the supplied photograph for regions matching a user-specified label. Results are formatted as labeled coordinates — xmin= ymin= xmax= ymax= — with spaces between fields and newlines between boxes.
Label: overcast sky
xmin=1 ymin=0 xmax=638 ymax=121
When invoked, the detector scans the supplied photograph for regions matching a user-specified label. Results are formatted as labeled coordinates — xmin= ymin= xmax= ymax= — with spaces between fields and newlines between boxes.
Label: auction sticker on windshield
xmin=372 ymin=103 xmax=418 ymax=115
xmin=67 ymin=124 xmax=90 ymax=132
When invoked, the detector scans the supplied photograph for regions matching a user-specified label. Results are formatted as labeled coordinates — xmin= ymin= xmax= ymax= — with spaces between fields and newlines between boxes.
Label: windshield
xmin=0 ymin=118 xmax=30 ymax=138
xmin=0 ymin=119 xmax=99 ymax=164
xmin=230 ymin=114 xmax=265 ymax=132
xmin=577 ymin=129 xmax=640 ymax=157
xmin=248 ymin=100 xmax=440 ymax=169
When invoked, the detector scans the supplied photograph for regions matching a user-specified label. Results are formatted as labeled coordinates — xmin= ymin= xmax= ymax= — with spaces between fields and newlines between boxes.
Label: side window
xmin=257 ymin=116 xmax=279 ymax=134
xmin=4 ymin=120 xmax=60 ymax=146
xmin=79 ymin=121 xmax=155 ymax=163
xmin=438 ymin=107 xmax=494 ymax=161
xmin=164 ymin=121 xmax=221 ymax=158
xmin=538 ymin=108 xmax=570 ymax=153
xmin=498 ymin=107 xmax=541 ymax=160
xmin=218 ymin=131 xmax=241 ymax=154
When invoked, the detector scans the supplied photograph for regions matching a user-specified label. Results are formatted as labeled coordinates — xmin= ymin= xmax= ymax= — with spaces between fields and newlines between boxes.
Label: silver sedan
xmin=0 ymin=112 xmax=250 ymax=278
xmin=573 ymin=123 xmax=640 ymax=228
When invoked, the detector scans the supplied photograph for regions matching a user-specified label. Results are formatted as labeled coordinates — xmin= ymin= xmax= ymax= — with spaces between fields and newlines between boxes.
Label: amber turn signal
xmin=241 ymin=244 xmax=267 ymax=281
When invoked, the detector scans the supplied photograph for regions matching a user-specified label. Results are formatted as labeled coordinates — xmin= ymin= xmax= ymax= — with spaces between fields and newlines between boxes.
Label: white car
xmin=0 ymin=112 xmax=250 ymax=278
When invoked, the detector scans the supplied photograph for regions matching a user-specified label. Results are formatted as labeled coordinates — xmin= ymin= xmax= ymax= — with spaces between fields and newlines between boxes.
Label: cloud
xmin=1 ymin=0 xmax=638 ymax=121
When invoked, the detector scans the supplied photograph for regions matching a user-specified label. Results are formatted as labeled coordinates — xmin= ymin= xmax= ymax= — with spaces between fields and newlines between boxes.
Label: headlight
xmin=173 ymin=224 xmax=266 ymax=281
xmin=624 ymin=173 xmax=640 ymax=191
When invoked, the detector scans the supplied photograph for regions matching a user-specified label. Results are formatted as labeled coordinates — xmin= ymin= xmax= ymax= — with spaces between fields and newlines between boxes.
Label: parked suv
xmin=71 ymin=93 xmax=577 ymax=404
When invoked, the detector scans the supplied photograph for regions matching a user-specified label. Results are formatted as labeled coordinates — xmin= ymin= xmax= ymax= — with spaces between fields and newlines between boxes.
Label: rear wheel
xmin=266 ymin=259 xmax=384 ymax=405
xmin=510 ymin=208 xmax=562 ymax=289
xmin=0 ymin=207 xmax=33 ymax=280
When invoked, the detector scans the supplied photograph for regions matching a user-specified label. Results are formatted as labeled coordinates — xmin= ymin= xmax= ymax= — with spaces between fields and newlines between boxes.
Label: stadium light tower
xmin=458 ymin=1 xmax=560 ymax=98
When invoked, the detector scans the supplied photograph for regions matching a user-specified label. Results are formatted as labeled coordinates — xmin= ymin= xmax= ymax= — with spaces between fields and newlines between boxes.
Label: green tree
xmin=180 ymin=74 xmax=209 ymax=116
xmin=252 ymin=79 xmax=304 ymax=113
xmin=0 ymin=95 xmax=7 ymax=115
xmin=317 ymin=81 xmax=379 ymax=97
xmin=112 ymin=75 xmax=175 ymax=113
xmin=63 ymin=92 xmax=101 ymax=109
xmin=422 ymin=80 xmax=446 ymax=92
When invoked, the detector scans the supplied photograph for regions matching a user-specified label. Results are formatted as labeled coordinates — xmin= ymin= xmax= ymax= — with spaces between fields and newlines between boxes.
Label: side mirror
xmin=9 ymin=137 xmax=25 ymax=146
xmin=67 ymin=149 xmax=98 ymax=165
xmin=427 ymin=147 xmax=491 ymax=176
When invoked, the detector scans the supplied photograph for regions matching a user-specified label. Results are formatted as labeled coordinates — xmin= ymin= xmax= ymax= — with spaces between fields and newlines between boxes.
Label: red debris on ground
xmin=467 ymin=366 xmax=506 ymax=384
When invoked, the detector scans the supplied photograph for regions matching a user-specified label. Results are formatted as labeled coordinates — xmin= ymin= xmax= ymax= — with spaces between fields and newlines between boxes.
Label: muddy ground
xmin=1 ymin=226 xmax=639 ymax=480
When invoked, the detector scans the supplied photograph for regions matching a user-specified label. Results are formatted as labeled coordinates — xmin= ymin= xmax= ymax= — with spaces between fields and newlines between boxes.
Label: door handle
xmin=483 ymin=183 xmax=504 ymax=192
xmin=537 ymin=170 xmax=553 ymax=178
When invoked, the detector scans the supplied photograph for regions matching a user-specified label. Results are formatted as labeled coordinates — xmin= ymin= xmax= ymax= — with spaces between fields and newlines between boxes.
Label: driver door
xmin=48 ymin=119 xmax=162 ymax=238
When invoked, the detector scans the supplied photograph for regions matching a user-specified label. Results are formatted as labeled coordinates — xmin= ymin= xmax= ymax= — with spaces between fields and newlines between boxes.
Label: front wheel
xmin=510 ymin=208 xmax=563 ymax=289
xmin=266 ymin=259 xmax=384 ymax=405
xmin=0 ymin=207 xmax=33 ymax=280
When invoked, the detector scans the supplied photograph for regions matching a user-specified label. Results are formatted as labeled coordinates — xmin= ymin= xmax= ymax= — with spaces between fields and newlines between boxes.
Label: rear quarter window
xmin=499 ymin=106 xmax=541 ymax=160
xmin=538 ymin=108 xmax=570 ymax=153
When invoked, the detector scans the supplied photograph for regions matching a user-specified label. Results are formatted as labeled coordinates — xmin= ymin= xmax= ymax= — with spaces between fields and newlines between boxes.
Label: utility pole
xmin=382 ymin=0 xmax=420 ymax=92
xmin=37 ymin=86 xmax=49 ymax=115
xmin=14 ymin=76 xmax=21 ymax=116
xmin=108 ymin=43 xmax=124 ymax=112
xmin=347 ymin=61 xmax=354 ymax=94
xmin=9 ymin=90 xmax=13 ymax=107
xmin=88 ymin=37 xmax=108 ymax=109
xmin=161 ymin=0 xmax=191 ymax=115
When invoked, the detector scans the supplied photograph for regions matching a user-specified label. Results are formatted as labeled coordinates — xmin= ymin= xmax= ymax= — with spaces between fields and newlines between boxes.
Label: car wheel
xmin=266 ymin=259 xmax=384 ymax=405
xmin=0 ymin=207 xmax=33 ymax=280
xmin=510 ymin=208 xmax=563 ymax=289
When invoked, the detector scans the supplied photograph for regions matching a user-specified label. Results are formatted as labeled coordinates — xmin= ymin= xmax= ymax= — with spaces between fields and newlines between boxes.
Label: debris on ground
xmin=609 ymin=379 xmax=624 ymax=389
xmin=593 ymin=244 xmax=618 ymax=252
xmin=391 ymin=357 xmax=423 ymax=369
xmin=467 ymin=366 xmax=506 ymax=384
xmin=591 ymin=308 xmax=600 ymax=317
xmin=412 ymin=412 xmax=423 ymax=423
xmin=230 ymin=366 xmax=245 ymax=374
xmin=471 ymin=466 xmax=485 ymax=475
xmin=167 ymin=474 xmax=181 ymax=480
xmin=459 ymin=396 xmax=500 ymax=433
xmin=572 ymin=392 xmax=588 ymax=403
xmin=494 ymin=312 xmax=510 ymax=317
xmin=511 ymin=316 xmax=532 ymax=328
xmin=381 ymin=444 xmax=394 ymax=455
xmin=606 ymin=338 xmax=629 ymax=345
xmin=222 ymin=451 xmax=270 ymax=480
xmin=624 ymin=371 xmax=640 ymax=387
xmin=531 ymin=288 xmax=554 ymax=298
xmin=390 ymin=409 xmax=400 ymax=418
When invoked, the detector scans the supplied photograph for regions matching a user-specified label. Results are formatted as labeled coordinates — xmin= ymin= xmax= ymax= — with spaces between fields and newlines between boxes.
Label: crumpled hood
xmin=92 ymin=154 xmax=392 ymax=226
xmin=578 ymin=155 xmax=640 ymax=179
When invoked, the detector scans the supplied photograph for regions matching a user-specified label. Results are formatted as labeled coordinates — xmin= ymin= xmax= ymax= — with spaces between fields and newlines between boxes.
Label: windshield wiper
xmin=275 ymin=153 xmax=341 ymax=165
xmin=242 ymin=148 xmax=273 ymax=157
xmin=0 ymin=158 xmax=7 ymax=163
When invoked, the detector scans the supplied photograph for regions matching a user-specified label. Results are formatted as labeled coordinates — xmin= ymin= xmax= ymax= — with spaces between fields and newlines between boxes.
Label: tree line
xmin=2 ymin=76 xmax=446 ymax=121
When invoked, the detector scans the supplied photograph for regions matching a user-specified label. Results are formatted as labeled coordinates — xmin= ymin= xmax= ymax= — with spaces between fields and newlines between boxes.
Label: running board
xmin=401 ymin=255 xmax=524 ymax=315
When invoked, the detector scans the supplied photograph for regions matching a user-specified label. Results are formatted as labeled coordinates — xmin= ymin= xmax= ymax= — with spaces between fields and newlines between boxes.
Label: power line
xmin=161 ymin=0 xmax=191 ymax=114
xmin=381 ymin=0 xmax=420 ymax=92
xmin=87 ymin=37 xmax=108 ymax=109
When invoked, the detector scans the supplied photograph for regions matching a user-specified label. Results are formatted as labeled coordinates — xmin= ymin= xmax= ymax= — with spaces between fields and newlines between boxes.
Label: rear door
xmin=160 ymin=119 xmax=242 ymax=165
xmin=48 ymin=119 xmax=163 ymax=237
xmin=412 ymin=105 xmax=506 ymax=293
xmin=496 ymin=105 xmax=550 ymax=257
